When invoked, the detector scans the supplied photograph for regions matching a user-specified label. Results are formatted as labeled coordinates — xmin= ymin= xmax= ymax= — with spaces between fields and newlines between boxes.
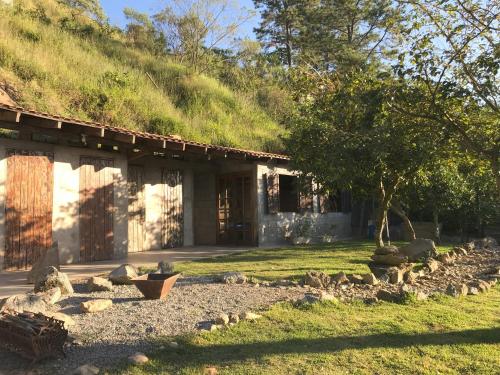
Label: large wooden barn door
xmin=128 ymin=166 xmax=145 ymax=252
xmin=5 ymin=150 xmax=54 ymax=270
xmin=162 ymin=169 xmax=183 ymax=248
xmin=79 ymin=157 xmax=114 ymax=262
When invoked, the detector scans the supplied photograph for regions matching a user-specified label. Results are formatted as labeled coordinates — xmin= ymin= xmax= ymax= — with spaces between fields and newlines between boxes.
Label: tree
xmin=286 ymin=69 xmax=444 ymax=247
xmin=153 ymin=0 xmax=254 ymax=71
xmin=300 ymin=0 xmax=403 ymax=71
xmin=254 ymin=0 xmax=305 ymax=67
xmin=395 ymin=0 xmax=500 ymax=194
xmin=123 ymin=8 xmax=163 ymax=53
xmin=60 ymin=0 xmax=107 ymax=25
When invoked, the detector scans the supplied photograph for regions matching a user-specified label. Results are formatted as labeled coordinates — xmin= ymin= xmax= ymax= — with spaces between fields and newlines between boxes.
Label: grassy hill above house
xmin=0 ymin=0 xmax=286 ymax=151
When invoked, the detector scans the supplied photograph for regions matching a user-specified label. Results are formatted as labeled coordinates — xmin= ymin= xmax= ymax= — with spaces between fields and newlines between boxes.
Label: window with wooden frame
xmin=318 ymin=190 xmax=352 ymax=213
xmin=264 ymin=173 xmax=313 ymax=214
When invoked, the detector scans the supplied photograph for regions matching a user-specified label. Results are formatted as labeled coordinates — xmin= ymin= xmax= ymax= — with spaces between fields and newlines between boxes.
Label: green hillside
xmin=0 ymin=0 xmax=286 ymax=151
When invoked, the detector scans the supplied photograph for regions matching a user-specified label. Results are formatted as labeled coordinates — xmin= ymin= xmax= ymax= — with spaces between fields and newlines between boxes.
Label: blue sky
xmin=100 ymin=0 xmax=260 ymax=42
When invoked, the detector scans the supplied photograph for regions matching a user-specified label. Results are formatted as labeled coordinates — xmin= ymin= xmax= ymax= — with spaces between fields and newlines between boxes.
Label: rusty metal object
xmin=0 ymin=312 xmax=67 ymax=363
xmin=132 ymin=273 xmax=181 ymax=299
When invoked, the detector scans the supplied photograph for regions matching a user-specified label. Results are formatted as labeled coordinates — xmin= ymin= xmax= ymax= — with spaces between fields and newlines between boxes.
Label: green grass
xmin=172 ymin=241 xmax=453 ymax=281
xmin=0 ymin=0 xmax=285 ymax=151
xmin=117 ymin=289 xmax=500 ymax=375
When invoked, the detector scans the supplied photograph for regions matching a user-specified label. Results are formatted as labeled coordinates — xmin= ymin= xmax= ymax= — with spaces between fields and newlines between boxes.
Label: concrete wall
xmin=255 ymin=163 xmax=352 ymax=247
xmin=0 ymin=138 xmax=128 ymax=266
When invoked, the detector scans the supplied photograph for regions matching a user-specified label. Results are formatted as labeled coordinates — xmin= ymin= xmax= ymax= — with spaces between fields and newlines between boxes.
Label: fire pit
xmin=131 ymin=273 xmax=181 ymax=299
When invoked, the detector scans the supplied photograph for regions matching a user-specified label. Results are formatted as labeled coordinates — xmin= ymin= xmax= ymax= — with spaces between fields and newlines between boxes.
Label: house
xmin=0 ymin=103 xmax=351 ymax=270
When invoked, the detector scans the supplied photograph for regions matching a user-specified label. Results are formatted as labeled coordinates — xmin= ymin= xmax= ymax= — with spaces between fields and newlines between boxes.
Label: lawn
xmin=110 ymin=241 xmax=500 ymax=375
xmin=117 ymin=288 xmax=500 ymax=375
xmin=172 ymin=241 xmax=453 ymax=281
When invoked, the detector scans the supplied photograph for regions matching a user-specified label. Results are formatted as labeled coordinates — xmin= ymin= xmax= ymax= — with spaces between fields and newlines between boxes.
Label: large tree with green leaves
xmin=287 ymin=69 xmax=446 ymax=247
xmin=395 ymin=0 xmax=500 ymax=194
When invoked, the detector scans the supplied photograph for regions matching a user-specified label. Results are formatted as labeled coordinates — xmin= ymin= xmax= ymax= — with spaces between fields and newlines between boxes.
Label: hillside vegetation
xmin=0 ymin=0 xmax=286 ymax=151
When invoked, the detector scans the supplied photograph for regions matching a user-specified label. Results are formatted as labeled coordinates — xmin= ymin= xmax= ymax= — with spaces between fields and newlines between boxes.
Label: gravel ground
xmin=0 ymin=277 xmax=305 ymax=375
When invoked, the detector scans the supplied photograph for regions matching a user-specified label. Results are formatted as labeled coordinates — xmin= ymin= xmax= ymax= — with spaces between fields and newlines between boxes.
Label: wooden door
xmin=79 ymin=157 xmax=114 ymax=262
xmin=128 ymin=166 xmax=145 ymax=252
xmin=162 ymin=169 xmax=183 ymax=248
xmin=217 ymin=172 xmax=255 ymax=245
xmin=5 ymin=150 xmax=54 ymax=270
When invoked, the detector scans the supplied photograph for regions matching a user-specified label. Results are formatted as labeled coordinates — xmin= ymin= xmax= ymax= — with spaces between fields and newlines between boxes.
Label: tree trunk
xmin=433 ymin=209 xmax=440 ymax=244
xmin=390 ymin=200 xmax=416 ymax=241
xmin=374 ymin=179 xmax=398 ymax=248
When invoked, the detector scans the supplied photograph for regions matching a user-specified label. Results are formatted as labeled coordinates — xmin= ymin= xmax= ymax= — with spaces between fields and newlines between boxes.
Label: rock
xmin=27 ymin=242 xmax=60 ymax=284
xmin=474 ymin=237 xmax=498 ymax=250
xmin=387 ymin=267 xmax=404 ymax=284
xmin=0 ymin=293 xmax=47 ymax=314
xmin=80 ymin=299 xmax=113 ymax=313
xmin=39 ymin=287 xmax=61 ymax=305
xmin=34 ymin=266 xmax=73 ymax=295
xmin=300 ymin=293 xmax=320 ymax=304
xmin=210 ymin=324 xmax=222 ymax=331
xmin=239 ymin=311 xmax=262 ymax=321
xmin=318 ymin=291 xmax=338 ymax=303
xmin=87 ymin=277 xmax=113 ymax=292
xmin=371 ymin=254 xmax=408 ymax=266
xmin=472 ymin=280 xmax=491 ymax=293
xmin=332 ymin=271 xmax=349 ymax=285
xmin=274 ymin=279 xmax=294 ymax=286
xmin=71 ymin=364 xmax=100 ymax=375
xmin=157 ymin=260 xmax=175 ymax=274
xmin=228 ymin=313 xmax=240 ymax=324
xmin=374 ymin=245 xmax=399 ymax=255
xmin=404 ymin=271 xmax=419 ymax=285
xmin=446 ymin=283 xmax=468 ymax=297
xmin=45 ymin=311 xmax=75 ymax=329
xmin=362 ymin=273 xmax=379 ymax=285
xmin=399 ymin=238 xmax=437 ymax=261
xmin=168 ymin=341 xmax=179 ymax=348
xmin=348 ymin=274 xmax=364 ymax=284
xmin=464 ymin=241 xmax=475 ymax=251
xmin=128 ymin=352 xmax=149 ymax=365
xmin=378 ymin=273 xmax=390 ymax=283
xmin=468 ymin=286 xmax=479 ymax=295
xmin=109 ymin=264 xmax=138 ymax=285
xmin=215 ymin=313 xmax=230 ymax=325
xmin=437 ymin=253 xmax=454 ymax=265
xmin=304 ymin=271 xmax=331 ymax=288
xmin=453 ymin=247 xmax=468 ymax=257
xmin=376 ymin=289 xmax=401 ymax=303
xmin=425 ymin=259 xmax=440 ymax=273
xmin=364 ymin=297 xmax=378 ymax=304
xmin=220 ymin=272 xmax=247 ymax=284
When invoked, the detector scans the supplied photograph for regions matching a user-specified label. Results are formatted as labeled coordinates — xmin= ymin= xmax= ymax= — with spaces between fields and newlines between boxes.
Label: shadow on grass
xmin=151 ymin=327 xmax=500 ymax=370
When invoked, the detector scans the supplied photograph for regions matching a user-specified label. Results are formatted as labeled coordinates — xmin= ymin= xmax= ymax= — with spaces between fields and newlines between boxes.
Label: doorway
xmin=216 ymin=172 xmax=256 ymax=245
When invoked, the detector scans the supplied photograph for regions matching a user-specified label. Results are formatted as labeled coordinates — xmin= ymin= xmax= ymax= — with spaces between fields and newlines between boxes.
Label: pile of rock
xmin=210 ymin=310 xmax=263 ymax=331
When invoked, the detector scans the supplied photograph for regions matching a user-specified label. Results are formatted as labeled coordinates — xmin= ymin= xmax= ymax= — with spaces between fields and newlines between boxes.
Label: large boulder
xmin=398 ymin=238 xmax=437 ymax=261
xmin=27 ymin=241 xmax=60 ymax=284
xmin=157 ymin=260 xmax=175 ymax=274
xmin=87 ymin=277 xmax=113 ymax=292
xmin=374 ymin=245 xmax=399 ymax=256
xmin=371 ymin=254 xmax=408 ymax=266
xmin=34 ymin=266 xmax=73 ymax=295
xmin=0 ymin=293 xmax=48 ymax=314
xmin=109 ymin=264 xmax=138 ymax=285
xmin=304 ymin=271 xmax=331 ymax=288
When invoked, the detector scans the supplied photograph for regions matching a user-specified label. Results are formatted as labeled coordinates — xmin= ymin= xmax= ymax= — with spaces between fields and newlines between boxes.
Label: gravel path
xmin=0 ymin=277 xmax=305 ymax=375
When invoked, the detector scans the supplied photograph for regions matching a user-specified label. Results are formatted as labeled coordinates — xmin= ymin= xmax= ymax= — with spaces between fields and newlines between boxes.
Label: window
xmin=279 ymin=174 xmax=298 ymax=212
xmin=318 ymin=190 xmax=351 ymax=213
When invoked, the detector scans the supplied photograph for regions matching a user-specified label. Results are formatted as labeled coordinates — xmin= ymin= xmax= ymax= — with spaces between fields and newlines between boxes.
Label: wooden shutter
xmin=162 ymin=169 xmax=183 ymax=248
xmin=318 ymin=194 xmax=331 ymax=214
xmin=5 ymin=150 xmax=54 ymax=270
xmin=264 ymin=173 xmax=279 ymax=214
xmin=299 ymin=178 xmax=313 ymax=214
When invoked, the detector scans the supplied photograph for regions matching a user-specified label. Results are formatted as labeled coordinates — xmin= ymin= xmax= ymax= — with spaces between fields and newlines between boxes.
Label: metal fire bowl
xmin=131 ymin=273 xmax=181 ymax=300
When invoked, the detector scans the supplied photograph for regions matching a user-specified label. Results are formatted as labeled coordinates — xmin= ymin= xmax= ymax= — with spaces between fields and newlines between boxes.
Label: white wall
xmin=255 ymin=163 xmax=352 ymax=246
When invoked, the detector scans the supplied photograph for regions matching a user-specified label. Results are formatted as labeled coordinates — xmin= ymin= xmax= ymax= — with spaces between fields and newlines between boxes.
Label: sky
xmin=100 ymin=0 xmax=261 ymax=43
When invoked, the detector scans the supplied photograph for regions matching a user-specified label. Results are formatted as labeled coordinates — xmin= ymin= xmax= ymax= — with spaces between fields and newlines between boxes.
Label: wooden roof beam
xmin=0 ymin=109 xmax=21 ymax=124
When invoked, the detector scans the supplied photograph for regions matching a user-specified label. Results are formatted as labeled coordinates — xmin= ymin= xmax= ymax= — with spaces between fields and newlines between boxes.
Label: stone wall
xmin=255 ymin=163 xmax=352 ymax=246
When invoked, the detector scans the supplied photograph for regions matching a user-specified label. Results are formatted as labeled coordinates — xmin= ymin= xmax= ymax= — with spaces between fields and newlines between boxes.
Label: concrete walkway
xmin=0 ymin=246 xmax=255 ymax=299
